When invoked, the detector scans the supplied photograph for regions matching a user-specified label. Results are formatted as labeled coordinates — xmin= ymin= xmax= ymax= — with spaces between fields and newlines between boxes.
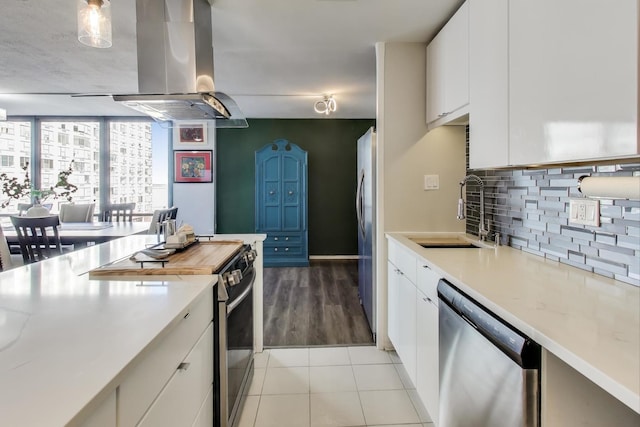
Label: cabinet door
xmin=387 ymin=261 xmax=401 ymax=349
xmin=509 ymin=0 xmax=638 ymax=165
xmin=416 ymin=292 xmax=439 ymax=426
xmin=138 ymin=323 xmax=214 ymax=427
xmin=397 ymin=273 xmax=417 ymax=386
xmin=426 ymin=34 xmax=445 ymax=123
xmin=282 ymin=152 xmax=304 ymax=231
xmin=469 ymin=0 xmax=509 ymax=169
xmin=443 ymin=1 xmax=469 ymax=115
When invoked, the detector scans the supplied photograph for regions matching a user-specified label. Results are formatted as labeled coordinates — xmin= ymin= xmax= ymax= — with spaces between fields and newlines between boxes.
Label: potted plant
xmin=0 ymin=161 xmax=78 ymax=215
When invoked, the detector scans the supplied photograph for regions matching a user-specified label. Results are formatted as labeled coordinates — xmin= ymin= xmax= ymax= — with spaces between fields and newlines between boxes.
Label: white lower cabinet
xmin=387 ymin=260 xmax=417 ymax=385
xmin=138 ymin=323 xmax=214 ymax=427
xmin=416 ymin=289 xmax=439 ymax=426
xmin=118 ymin=287 xmax=214 ymax=426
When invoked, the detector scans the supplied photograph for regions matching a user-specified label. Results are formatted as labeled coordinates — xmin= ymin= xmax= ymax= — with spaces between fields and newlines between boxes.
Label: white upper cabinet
xmin=509 ymin=0 xmax=638 ymax=166
xmin=426 ymin=1 xmax=469 ymax=128
xmin=468 ymin=0 xmax=509 ymax=169
xmin=469 ymin=0 xmax=639 ymax=168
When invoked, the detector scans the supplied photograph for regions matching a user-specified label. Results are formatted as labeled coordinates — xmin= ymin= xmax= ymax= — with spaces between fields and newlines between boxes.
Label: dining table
xmin=3 ymin=221 xmax=151 ymax=247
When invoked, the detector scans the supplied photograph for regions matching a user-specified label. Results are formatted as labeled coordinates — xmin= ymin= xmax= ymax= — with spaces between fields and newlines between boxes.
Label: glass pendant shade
xmin=77 ymin=0 xmax=112 ymax=48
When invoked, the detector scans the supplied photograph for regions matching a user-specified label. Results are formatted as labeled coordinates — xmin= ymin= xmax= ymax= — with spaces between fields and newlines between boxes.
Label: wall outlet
xmin=424 ymin=174 xmax=439 ymax=190
xmin=569 ymin=198 xmax=600 ymax=226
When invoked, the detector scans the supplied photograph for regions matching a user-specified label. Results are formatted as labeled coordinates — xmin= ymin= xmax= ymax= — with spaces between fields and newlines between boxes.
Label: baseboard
xmin=309 ymin=255 xmax=359 ymax=260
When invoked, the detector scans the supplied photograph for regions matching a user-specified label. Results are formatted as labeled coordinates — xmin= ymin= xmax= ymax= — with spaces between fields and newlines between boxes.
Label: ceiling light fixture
xmin=77 ymin=0 xmax=112 ymax=48
xmin=314 ymin=95 xmax=337 ymax=115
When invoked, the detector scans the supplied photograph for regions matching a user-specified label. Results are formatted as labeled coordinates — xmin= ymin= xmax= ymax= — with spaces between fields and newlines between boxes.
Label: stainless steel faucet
xmin=457 ymin=174 xmax=489 ymax=241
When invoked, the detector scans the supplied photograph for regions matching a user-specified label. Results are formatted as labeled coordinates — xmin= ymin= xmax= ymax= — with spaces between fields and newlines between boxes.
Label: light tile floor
xmin=237 ymin=346 xmax=435 ymax=427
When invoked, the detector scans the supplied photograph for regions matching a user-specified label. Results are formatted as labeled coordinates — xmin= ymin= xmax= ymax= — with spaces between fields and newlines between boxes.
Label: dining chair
xmin=0 ymin=225 xmax=18 ymax=271
xmin=59 ymin=203 xmax=95 ymax=223
xmin=148 ymin=207 xmax=179 ymax=234
xmin=101 ymin=202 xmax=136 ymax=222
xmin=10 ymin=215 xmax=63 ymax=264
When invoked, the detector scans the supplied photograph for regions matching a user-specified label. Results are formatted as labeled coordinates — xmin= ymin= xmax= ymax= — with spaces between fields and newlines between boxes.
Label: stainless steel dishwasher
xmin=438 ymin=279 xmax=541 ymax=427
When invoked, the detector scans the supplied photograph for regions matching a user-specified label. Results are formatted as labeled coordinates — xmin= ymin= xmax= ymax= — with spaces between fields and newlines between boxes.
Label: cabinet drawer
xmin=118 ymin=287 xmax=213 ymax=427
xmin=138 ymin=323 xmax=214 ymax=427
xmin=266 ymin=234 xmax=302 ymax=245
xmin=388 ymin=239 xmax=417 ymax=284
xmin=265 ymin=245 xmax=304 ymax=256
xmin=416 ymin=264 xmax=440 ymax=302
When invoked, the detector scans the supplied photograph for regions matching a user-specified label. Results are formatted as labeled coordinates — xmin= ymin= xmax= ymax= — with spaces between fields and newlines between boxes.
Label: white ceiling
xmin=0 ymin=0 xmax=463 ymax=119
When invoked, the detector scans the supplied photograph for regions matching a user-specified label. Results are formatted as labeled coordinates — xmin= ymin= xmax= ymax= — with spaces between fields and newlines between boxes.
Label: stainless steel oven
xmin=214 ymin=245 xmax=257 ymax=427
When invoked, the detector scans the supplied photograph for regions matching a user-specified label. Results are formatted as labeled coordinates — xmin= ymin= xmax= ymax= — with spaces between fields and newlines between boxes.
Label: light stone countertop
xmin=387 ymin=232 xmax=640 ymax=414
xmin=0 ymin=235 xmax=219 ymax=427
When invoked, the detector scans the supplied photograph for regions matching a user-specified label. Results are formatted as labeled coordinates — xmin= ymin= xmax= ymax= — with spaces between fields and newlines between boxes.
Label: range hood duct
xmin=113 ymin=0 xmax=247 ymax=127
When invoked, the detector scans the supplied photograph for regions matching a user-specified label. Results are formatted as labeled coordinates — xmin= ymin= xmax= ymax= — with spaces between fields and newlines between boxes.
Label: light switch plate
xmin=424 ymin=174 xmax=439 ymax=190
xmin=569 ymin=198 xmax=600 ymax=226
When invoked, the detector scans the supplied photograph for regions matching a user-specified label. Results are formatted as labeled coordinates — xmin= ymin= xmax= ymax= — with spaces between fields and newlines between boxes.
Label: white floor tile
xmin=248 ymin=367 xmax=266 ymax=395
xmin=371 ymin=424 xmax=423 ymax=427
xmin=407 ymin=388 xmax=433 ymax=423
xmin=268 ymin=348 xmax=310 ymax=367
xmin=359 ymin=390 xmax=421 ymax=425
xmin=352 ymin=364 xmax=404 ymax=391
xmin=254 ymin=394 xmax=310 ymax=427
xmin=310 ymin=366 xmax=356 ymax=393
xmin=310 ymin=392 xmax=365 ymax=427
xmin=310 ymin=347 xmax=351 ymax=366
xmin=236 ymin=395 xmax=260 ymax=427
xmin=261 ymin=367 xmax=309 ymax=395
xmin=394 ymin=362 xmax=416 ymax=390
xmin=254 ymin=350 xmax=270 ymax=368
xmin=347 ymin=346 xmax=392 ymax=365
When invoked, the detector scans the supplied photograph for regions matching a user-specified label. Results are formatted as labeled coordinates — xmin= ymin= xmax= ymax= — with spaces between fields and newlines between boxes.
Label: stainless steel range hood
xmin=113 ymin=0 xmax=247 ymax=127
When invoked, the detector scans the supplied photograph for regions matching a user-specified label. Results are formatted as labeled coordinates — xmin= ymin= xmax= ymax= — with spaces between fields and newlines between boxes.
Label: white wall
xmin=171 ymin=122 xmax=216 ymax=235
xmin=375 ymin=42 xmax=466 ymax=348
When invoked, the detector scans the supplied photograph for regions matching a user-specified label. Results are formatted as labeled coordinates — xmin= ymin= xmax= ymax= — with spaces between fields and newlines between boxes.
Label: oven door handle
xmin=227 ymin=278 xmax=254 ymax=314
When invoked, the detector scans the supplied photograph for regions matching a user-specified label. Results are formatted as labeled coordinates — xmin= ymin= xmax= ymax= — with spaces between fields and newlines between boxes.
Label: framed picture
xmin=174 ymin=150 xmax=213 ymax=183
xmin=176 ymin=122 xmax=207 ymax=144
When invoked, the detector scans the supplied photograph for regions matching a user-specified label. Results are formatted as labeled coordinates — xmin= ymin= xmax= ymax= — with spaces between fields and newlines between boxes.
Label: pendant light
xmin=77 ymin=0 xmax=112 ymax=48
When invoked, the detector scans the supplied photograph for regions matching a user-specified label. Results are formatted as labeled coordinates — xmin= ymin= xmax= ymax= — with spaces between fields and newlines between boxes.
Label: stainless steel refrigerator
xmin=356 ymin=127 xmax=376 ymax=337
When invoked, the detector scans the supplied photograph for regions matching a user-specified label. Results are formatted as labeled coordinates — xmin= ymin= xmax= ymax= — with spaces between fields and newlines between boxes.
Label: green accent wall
xmin=216 ymin=119 xmax=375 ymax=256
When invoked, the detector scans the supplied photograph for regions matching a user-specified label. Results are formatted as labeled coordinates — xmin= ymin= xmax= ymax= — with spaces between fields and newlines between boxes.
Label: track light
xmin=77 ymin=0 xmax=112 ymax=48
xmin=314 ymin=95 xmax=337 ymax=115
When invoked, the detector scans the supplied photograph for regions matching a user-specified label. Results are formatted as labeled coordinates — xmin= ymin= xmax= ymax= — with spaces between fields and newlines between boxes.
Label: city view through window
xmin=0 ymin=119 xmax=169 ymax=218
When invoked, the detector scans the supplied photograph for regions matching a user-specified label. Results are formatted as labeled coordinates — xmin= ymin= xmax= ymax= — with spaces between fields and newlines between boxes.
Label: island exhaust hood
xmin=113 ymin=0 xmax=247 ymax=127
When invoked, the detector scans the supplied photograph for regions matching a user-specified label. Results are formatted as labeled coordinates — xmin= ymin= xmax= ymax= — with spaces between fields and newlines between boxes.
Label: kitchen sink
xmin=408 ymin=236 xmax=488 ymax=249
xmin=418 ymin=243 xmax=480 ymax=249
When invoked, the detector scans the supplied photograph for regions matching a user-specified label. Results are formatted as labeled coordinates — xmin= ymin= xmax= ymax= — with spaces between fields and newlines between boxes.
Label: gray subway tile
xmin=600 ymin=205 xmax=623 ymax=219
xmin=561 ymin=226 xmax=595 ymax=242
xmin=595 ymin=232 xmax=617 ymax=246
xmin=540 ymin=243 xmax=568 ymax=258
xmin=616 ymin=235 xmax=640 ymax=251
xmin=585 ymin=256 xmax=627 ymax=276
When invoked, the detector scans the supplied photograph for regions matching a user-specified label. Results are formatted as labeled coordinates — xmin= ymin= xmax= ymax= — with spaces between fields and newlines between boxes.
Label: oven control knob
xmin=226 ymin=269 xmax=243 ymax=286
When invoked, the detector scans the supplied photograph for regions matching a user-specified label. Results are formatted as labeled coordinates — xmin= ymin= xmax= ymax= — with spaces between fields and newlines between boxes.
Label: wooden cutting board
xmin=88 ymin=240 xmax=244 ymax=278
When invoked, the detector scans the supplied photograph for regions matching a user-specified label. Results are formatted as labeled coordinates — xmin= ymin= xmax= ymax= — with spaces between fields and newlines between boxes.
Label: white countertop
xmin=0 ymin=235 xmax=218 ymax=427
xmin=387 ymin=232 xmax=640 ymax=414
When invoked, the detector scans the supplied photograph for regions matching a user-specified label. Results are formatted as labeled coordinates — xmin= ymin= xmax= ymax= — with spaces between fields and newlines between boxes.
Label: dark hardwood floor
xmin=263 ymin=260 xmax=374 ymax=347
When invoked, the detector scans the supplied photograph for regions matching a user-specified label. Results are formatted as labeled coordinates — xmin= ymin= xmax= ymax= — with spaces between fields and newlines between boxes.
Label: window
xmin=0 ymin=119 xmax=169 ymax=216
xmin=1 ymin=155 xmax=14 ymax=167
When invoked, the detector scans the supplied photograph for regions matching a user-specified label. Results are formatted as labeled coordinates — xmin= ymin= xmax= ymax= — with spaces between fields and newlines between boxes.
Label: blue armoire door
xmin=255 ymin=140 xmax=308 ymax=267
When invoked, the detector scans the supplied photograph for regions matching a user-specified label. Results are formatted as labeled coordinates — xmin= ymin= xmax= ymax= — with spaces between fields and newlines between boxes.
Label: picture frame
xmin=175 ymin=122 xmax=207 ymax=145
xmin=174 ymin=150 xmax=213 ymax=183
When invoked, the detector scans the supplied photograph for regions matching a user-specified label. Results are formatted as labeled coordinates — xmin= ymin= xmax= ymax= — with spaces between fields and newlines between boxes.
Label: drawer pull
xmin=274 ymin=248 xmax=278 ymax=252
xmin=423 ymin=265 xmax=430 ymax=270
xmin=177 ymin=362 xmax=190 ymax=371
xmin=285 ymin=248 xmax=289 ymax=252
xmin=274 ymin=237 xmax=279 ymax=241
xmin=285 ymin=237 xmax=289 ymax=241
xmin=183 ymin=312 xmax=190 ymax=319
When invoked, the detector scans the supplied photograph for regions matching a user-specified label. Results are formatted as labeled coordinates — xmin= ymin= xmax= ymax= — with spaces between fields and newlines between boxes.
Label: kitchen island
xmin=0 ymin=233 xmax=265 ymax=427
xmin=387 ymin=232 xmax=639 ymax=426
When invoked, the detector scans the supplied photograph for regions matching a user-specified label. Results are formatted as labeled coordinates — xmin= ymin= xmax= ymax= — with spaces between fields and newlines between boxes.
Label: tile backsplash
xmin=464 ymin=133 xmax=640 ymax=286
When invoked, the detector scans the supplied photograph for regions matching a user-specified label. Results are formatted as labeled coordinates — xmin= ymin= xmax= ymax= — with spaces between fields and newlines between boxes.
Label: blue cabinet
xmin=255 ymin=140 xmax=308 ymax=267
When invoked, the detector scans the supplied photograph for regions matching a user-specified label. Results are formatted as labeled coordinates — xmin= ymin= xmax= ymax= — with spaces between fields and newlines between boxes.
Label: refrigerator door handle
xmin=356 ymin=170 xmax=366 ymax=240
